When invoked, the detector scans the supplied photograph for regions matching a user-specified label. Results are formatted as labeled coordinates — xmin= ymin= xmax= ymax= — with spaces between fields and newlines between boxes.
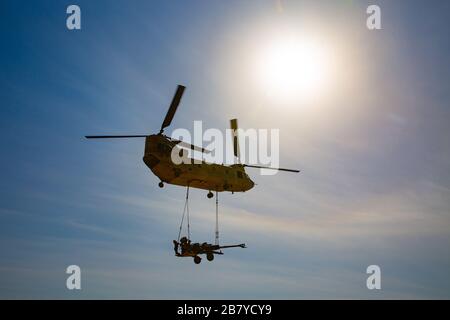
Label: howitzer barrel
xmin=218 ymin=243 xmax=246 ymax=249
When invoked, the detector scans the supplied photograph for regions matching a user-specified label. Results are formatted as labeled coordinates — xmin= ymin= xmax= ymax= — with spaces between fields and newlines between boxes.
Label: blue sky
xmin=1 ymin=0 xmax=450 ymax=298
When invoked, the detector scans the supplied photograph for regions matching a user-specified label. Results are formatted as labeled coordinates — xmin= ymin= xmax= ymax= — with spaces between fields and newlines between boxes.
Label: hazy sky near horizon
xmin=1 ymin=0 xmax=450 ymax=298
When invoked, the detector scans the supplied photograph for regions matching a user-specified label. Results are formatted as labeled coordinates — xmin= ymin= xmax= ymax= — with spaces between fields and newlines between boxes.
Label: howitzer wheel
xmin=206 ymin=253 xmax=214 ymax=261
xmin=194 ymin=256 xmax=201 ymax=264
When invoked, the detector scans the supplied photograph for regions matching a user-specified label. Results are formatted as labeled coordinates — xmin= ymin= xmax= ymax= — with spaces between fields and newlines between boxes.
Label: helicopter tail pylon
xmin=229 ymin=118 xmax=300 ymax=173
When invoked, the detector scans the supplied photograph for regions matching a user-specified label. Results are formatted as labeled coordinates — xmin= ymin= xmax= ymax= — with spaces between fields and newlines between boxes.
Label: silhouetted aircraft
xmin=85 ymin=85 xmax=299 ymax=198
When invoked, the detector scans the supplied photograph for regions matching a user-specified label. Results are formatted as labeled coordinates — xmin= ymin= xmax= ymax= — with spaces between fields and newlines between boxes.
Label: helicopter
xmin=85 ymin=85 xmax=299 ymax=264
xmin=85 ymin=85 xmax=299 ymax=198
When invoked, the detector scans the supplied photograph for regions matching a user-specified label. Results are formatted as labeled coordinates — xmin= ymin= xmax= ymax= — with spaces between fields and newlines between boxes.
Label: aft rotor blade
xmin=243 ymin=164 xmax=300 ymax=173
xmin=230 ymin=118 xmax=240 ymax=159
xmin=85 ymin=135 xmax=148 ymax=139
xmin=171 ymin=138 xmax=211 ymax=154
xmin=160 ymin=85 xmax=186 ymax=133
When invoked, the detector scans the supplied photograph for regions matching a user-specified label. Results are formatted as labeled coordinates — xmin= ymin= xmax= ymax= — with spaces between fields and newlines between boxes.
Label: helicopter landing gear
xmin=207 ymin=191 xmax=213 ymax=199
xmin=158 ymin=181 xmax=164 ymax=188
xmin=206 ymin=253 xmax=214 ymax=261
xmin=193 ymin=256 xmax=202 ymax=264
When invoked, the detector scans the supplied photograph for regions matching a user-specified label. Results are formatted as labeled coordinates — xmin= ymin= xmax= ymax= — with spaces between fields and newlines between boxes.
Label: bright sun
xmin=258 ymin=37 xmax=331 ymax=101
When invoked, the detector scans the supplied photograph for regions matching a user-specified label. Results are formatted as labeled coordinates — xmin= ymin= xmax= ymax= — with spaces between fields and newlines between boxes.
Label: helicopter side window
xmin=237 ymin=171 xmax=243 ymax=179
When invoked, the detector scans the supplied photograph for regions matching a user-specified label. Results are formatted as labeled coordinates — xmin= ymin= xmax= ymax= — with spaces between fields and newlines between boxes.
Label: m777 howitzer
xmin=174 ymin=238 xmax=246 ymax=264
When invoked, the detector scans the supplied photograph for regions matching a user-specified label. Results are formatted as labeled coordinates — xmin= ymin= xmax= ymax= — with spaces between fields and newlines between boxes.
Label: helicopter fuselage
xmin=143 ymin=134 xmax=255 ymax=192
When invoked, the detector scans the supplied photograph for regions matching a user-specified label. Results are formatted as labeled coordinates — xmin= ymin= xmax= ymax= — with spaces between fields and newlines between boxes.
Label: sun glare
xmin=258 ymin=37 xmax=331 ymax=101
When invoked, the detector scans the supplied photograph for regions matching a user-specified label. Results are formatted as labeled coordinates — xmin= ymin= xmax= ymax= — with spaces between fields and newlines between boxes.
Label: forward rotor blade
xmin=160 ymin=85 xmax=186 ymax=133
xmin=243 ymin=164 xmax=300 ymax=173
xmin=170 ymin=138 xmax=211 ymax=154
xmin=85 ymin=135 xmax=148 ymax=139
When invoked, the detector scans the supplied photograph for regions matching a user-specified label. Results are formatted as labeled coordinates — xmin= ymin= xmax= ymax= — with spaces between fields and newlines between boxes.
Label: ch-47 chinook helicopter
xmin=86 ymin=85 xmax=299 ymax=264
